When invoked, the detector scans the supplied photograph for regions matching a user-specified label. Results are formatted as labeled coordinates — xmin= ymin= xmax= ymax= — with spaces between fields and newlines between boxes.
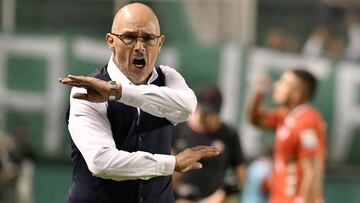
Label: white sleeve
xmin=119 ymin=66 xmax=197 ymax=124
xmin=68 ymin=87 xmax=176 ymax=181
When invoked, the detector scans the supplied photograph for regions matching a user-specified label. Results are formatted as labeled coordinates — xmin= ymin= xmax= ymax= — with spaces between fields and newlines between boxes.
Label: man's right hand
xmin=254 ymin=74 xmax=272 ymax=93
xmin=174 ymin=145 xmax=219 ymax=173
xmin=59 ymin=75 xmax=122 ymax=102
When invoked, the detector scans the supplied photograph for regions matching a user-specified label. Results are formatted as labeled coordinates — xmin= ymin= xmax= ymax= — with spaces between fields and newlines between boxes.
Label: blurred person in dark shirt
xmin=172 ymin=85 xmax=245 ymax=203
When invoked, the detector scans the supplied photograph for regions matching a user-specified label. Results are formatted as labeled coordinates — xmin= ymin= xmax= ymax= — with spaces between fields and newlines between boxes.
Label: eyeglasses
xmin=110 ymin=33 xmax=162 ymax=47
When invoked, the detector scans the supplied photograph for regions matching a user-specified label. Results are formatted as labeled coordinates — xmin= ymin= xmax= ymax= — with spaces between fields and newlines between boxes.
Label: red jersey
xmin=263 ymin=104 xmax=326 ymax=203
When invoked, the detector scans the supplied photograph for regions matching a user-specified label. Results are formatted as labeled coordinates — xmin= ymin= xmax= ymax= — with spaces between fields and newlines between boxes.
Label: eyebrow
xmin=120 ymin=30 xmax=158 ymax=36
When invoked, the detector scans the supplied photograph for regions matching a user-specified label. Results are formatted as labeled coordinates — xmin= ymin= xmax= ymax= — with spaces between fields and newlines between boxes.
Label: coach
xmin=59 ymin=3 xmax=219 ymax=203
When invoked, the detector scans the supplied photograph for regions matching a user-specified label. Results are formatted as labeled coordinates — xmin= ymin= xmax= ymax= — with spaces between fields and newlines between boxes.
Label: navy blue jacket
xmin=66 ymin=66 xmax=174 ymax=203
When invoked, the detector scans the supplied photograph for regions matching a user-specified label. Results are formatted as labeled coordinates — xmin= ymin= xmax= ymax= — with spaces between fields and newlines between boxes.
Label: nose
xmin=134 ymin=38 xmax=145 ymax=52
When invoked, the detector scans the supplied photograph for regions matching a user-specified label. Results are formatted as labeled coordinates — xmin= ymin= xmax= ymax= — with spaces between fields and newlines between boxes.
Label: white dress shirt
xmin=68 ymin=56 xmax=197 ymax=181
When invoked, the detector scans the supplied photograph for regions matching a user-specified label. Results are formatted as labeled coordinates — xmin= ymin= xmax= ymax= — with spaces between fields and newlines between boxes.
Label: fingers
xmin=191 ymin=145 xmax=220 ymax=157
xmin=58 ymin=77 xmax=72 ymax=84
xmin=179 ymin=162 xmax=203 ymax=173
xmin=254 ymin=74 xmax=273 ymax=93
xmin=58 ymin=78 xmax=83 ymax=87
xmin=257 ymin=74 xmax=271 ymax=83
xmin=190 ymin=162 xmax=203 ymax=170
xmin=68 ymin=75 xmax=88 ymax=81
xmin=59 ymin=75 xmax=110 ymax=97
xmin=72 ymin=93 xmax=89 ymax=100
xmin=58 ymin=75 xmax=92 ymax=87
xmin=174 ymin=145 xmax=220 ymax=173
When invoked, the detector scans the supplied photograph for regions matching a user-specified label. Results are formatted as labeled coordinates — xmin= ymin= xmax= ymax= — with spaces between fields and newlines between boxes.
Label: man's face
xmin=272 ymin=71 xmax=300 ymax=106
xmin=106 ymin=15 xmax=164 ymax=84
xmin=198 ymin=107 xmax=220 ymax=133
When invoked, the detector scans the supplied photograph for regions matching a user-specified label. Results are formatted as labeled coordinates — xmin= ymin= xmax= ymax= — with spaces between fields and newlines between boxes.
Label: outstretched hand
xmin=254 ymin=74 xmax=273 ymax=93
xmin=174 ymin=145 xmax=220 ymax=173
xmin=58 ymin=75 xmax=121 ymax=102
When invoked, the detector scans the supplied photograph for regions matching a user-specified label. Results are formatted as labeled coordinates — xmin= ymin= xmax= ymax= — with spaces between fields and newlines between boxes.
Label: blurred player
xmin=246 ymin=69 xmax=327 ymax=203
xmin=172 ymin=86 xmax=245 ymax=203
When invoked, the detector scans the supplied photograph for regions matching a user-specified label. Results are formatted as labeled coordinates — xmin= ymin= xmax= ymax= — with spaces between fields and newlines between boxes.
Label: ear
xmin=105 ymin=33 xmax=115 ymax=50
xmin=157 ymin=35 xmax=165 ymax=52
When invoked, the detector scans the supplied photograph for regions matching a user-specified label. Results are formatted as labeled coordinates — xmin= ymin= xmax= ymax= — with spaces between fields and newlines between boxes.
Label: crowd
xmin=263 ymin=0 xmax=360 ymax=62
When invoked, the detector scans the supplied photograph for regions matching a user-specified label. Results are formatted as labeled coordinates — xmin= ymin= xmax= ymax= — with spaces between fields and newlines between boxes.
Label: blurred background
xmin=0 ymin=0 xmax=360 ymax=202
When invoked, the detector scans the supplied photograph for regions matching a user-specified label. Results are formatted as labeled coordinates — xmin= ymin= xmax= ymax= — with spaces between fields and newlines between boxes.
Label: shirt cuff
xmin=154 ymin=154 xmax=176 ymax=176
xmin=119 ymin=85 xmax=141 ymax=106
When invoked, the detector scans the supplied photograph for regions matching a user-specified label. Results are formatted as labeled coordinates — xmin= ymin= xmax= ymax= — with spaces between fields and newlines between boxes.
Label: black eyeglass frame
xmin=110 ymin=32 xmax=162 ymax=47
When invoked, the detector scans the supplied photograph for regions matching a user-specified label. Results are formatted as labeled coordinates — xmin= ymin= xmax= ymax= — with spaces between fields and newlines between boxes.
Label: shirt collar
xmin=107 ymin=55 xmax=158 ymax=85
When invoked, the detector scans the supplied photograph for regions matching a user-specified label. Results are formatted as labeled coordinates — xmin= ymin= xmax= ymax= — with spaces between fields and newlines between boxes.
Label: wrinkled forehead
xmin=113 ymin=9 xmax=160 ymax=35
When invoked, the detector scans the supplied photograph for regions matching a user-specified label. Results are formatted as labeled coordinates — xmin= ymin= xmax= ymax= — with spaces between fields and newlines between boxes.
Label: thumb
xmin=72 ymin=93 xmax=89 ymax=100
xmin=190 ymin=162 xmax=203 ymax=170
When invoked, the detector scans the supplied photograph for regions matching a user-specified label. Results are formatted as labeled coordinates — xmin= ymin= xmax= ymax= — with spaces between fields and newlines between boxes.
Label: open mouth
xmin=133 ymin=58 xmax=146 ymax=69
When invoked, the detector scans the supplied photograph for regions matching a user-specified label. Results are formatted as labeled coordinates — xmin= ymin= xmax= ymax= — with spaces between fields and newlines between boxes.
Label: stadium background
xmin=0 ymin=0 xmax=360 ymax=202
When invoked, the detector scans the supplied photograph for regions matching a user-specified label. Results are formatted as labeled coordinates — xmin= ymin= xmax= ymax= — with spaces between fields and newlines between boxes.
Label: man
xmin=172 ymin=86 xmax=245 ymax=203
xmin=59 ymin=3 xmax=219 ymax=203
xmin=246 ymin=69 xmax=326 ymax=203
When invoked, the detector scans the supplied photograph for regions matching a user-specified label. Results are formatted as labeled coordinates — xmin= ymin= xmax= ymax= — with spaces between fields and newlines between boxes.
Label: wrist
xmin=115 ymin=82 xmax=122 ymax=100
xmin=256 ymin=84 xmax=272 ymax=94
xmin=108 ymin=81 xmax=117 ymax=101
